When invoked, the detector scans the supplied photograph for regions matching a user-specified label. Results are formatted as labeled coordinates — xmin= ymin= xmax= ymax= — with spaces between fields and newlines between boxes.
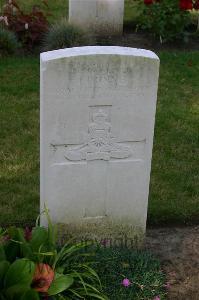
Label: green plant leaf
xmin=0 ymin=228 xmax=7 ymax=238
xmin=55 ymin=241 xmax=91 ymax=268
xmin=5 ymin=284 xmax=29 ymax=299
xmin=0 ymin=293 xmax=7 ymax=300
xmin=20 ymin=289 xmax=40 ymax=300
xmin=75 ymin=270 xmax=89 ymax=294
xmin=83 ymin=292 xmax=108 ymax=300
xmin=4 ymin=258 xmax=35 ymax=288
xmin=4 ymin=243 xmax=19 ymax=263
xmin=80 ymin=264 xmax=101 ymax=287
xmin=55 ymin=266 xmax=64 ymax=274
xmin=48 ymin=273 xmax=74 ymax=296
xmin=30 ymin=227 xmax=48 ymax=252
xmin=43 ymin=204 xmax=57 ymax=248
xmin=68 ymin=288 xmax=85 ymax=299
xmin=0 ymin=244 xmax=6 ymax=261
xmin=5 ymin=228 xmax=33 ymax=261
xmin=16 ymin=229 xmax=33 ymax=259
xmin=5 ymin=227 xmax=30 ymax=262
xmin=4 ymin=229 xmax=20 ymax=262
xmin=0 ymin=261 xmax=10 ymax=288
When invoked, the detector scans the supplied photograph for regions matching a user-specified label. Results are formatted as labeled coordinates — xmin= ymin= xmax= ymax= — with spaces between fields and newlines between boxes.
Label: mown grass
xmin=0 ymin=57 xmax=39 ymax=224
xmin=149 ymin=52 xmax=199 ymax=225
xmin=0 ymin=52 xmax=198 ymax=226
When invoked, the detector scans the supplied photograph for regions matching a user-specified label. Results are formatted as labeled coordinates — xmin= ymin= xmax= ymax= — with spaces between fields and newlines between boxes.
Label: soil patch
xmin=97 ymin=30 xmax=199 ymax=52
xmin=145 ymin=226 xmax=199 ymax=300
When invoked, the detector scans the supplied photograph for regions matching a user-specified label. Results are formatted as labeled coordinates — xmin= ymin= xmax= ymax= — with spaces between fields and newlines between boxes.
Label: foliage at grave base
xmin=42 ymin=19 xmax=94 ymax=51
xmin=137 ymin=0 xmax=195 ymax=43
xmin=0 ymin=211 xmax=168 ymax=300
xmin=0 ymin=209 xmax=108 ymax=300
xmin=0 ymin=28 xmax=20 ymax=56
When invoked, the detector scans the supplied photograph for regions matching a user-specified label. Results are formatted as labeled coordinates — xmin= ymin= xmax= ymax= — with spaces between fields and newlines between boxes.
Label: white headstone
xmin=40 ymin=46 xmax=159 ymax=245
xmin=69 ymin=0 xmax=124 ymax=36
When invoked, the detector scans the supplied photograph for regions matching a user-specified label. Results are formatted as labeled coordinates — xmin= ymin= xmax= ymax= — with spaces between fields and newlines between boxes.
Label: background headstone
xmin=40 ymin=46 xmax=159 ymax=245
xmin=69 ymin=0 xmax=124 ymax=36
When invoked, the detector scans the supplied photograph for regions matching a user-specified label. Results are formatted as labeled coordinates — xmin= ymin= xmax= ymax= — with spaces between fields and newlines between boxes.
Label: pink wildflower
xmin=100 ymin=239 xmax=109 ymax=247
xmin=154 ymin=296 xmax=161 ymax=300
xmin=4 ymin=16 xmax=8 ymax=26
xmin=122 ymin=278 xmax=131 ymax=287
xmin=3 ymin=234 xmax=10 ymax=242
xmin=164 ymin=282 xmax=171 ymax=290
xmin=25 ymin=23 xmax=29 ymax=30
xmin=0 ymin=16 xmax=8 ymax=26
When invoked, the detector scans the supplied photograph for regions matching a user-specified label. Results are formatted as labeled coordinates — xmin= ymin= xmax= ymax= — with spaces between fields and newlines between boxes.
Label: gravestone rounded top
xmin=40 ymin=46 xmax=159 ymax=62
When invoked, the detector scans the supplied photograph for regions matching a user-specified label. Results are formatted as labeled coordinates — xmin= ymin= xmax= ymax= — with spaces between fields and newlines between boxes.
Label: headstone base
xmin=56 ymin=218 xmax=145 ymax=248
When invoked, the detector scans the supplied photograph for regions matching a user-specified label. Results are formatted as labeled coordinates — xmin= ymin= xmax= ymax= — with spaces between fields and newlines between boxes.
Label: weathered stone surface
xmin=40 ymin=46 xmax=159 ymax=243
xmin=69 ymin=0 xmax=124 ymax=36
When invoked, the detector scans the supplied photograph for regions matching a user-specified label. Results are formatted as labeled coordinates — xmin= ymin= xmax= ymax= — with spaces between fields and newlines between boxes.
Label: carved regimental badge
xmin=65 ymin=109 xmax=132 ymax=161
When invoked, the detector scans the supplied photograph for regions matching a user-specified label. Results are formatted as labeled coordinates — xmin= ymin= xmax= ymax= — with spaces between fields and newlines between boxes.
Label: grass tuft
xmin=0 ymin=28 xmax=20 ymax=56
xmin=42 ymin=19 xmax=93 ymax=52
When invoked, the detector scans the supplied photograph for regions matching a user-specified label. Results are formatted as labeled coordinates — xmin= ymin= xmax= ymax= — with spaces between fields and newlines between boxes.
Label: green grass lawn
xmin=149 ymin=52 xmax=199 ymax=225
xmin=0 ymin=52 xmax=198 ymax=226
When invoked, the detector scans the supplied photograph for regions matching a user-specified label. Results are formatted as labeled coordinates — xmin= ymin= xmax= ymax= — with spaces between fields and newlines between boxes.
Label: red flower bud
xmin=179 ymin=0 xmax=193 ymax=10
xmin=144 ymin=0 xmax=154 ymax=5
xmin=32 ymin=263 xmax=54 ymax=293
